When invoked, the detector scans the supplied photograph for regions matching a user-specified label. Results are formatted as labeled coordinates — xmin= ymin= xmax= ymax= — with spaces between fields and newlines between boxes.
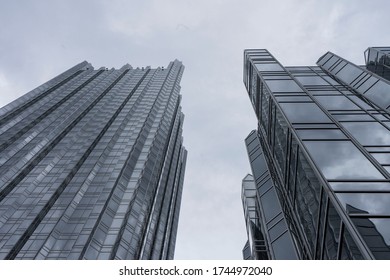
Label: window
xmin=330 ymin=182 xmax=390 ymax=192
xmin=279 ymin=103 xmax=331 ymax=123
xmin=304 ymin=141 xmax=385 ymax=180
xmin=341 ymin=122 xmax=390 ymax=146
xmin=371 ymin=153 xmax=390 ymax=164
xmin=265 ymin=79 xmax=304 ymax=93
xmin=351 ymin=218 xmax=390 ymax=259
xmin=314 ymin=95 xmax=360 ymax=110
xmin=365 ymin=80 xmax=390 ymax=107
xmin=295 ymin=76 xmax=329 ymax=86
xmin=322 ymin=202 xmax=341 ymax=260
xmin=261 ymin=188 xmax=281 ymax=222
xmin=296 ymin=129 xmax=346 ymax=140
xmin=336 ymin=63 xmax=364 ymax=84
xmin=255 ymin=63 xmax=284 ymax=72
xmin=340 ymin=227 xmax=363 ymax=260
xmin=336 ymin=193 xmax=390 ymax=215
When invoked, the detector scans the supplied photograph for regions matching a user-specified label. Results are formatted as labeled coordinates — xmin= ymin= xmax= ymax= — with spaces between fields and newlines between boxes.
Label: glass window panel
xmin=353 ymin=73 xmax=370 ymax=86
xmin=273 ymin=109 xmax=288 ymax=179
xmin=250 ymin=54 xmax=272 ymax=59
xmin=332 ymin=61 xmax=347 ymax=74
xmin=287 ymin=138 xmax=298 ymax=200
xmin=319 ymin=52 xmax=334 ymax=64
xmin=258 ymin=178 xmax=273 ymax=196
xmin=352 ymin=218 xmax=390 ymax=259
xmin=250 ymin=74 xmax=258 ymax=105
xmin=384 ymin=166 xmax=390 ymax=173
xmin=321 ymin=55 xmax=338 ymax=68
xmin=294 ymin=73 xmax=319 ymax=76
xmin=251 ymin=55 xmax=272 ymax=60
xmin=251 ymin=154 xmax=267 ymax=181
xmin=311 ymin=90 xmax=342 ymax=96
xmin=366 ymin=146 xmax=390 ymax=152
xmin=287 ymin=66 xmax=312 ymax=71
xmin=330 ymin=182 xmax=390 ymax=192
xmin=250 ymin=49 xmax=269 ymax=53
xmin=341 ymin=122 xmax=390 ymax=146
xmin=304 ymin=141 xmax=385 ymax=180
xmin=367 ymin=49 xmax=378 ymax=64
xmin=275 ymin=96 xmax=312 ymax=102
xmin=336 ymin=193 xmax=390 ymax=215
xmin=263 ymin=75 xmax=290 ymax=80
xmin=293 ymin=123 xmax=338 ymax=129
xmin=365 ymin=80 xmax=390 ymax=107
xmin=265 ymin=80 xmax=304 ymax=93
xmin=323 ymin=76 xmax=340 ymax=85
xmin=267 ymin=212 xmax=282 ymax=228
xmin=271 ymin=232 xmax=298 ymax=260
xmin=247 ymin=138 xmax=259 ymax=153
xmin=269 ymin=219 xmax=287 ymax=242
xmin=332 ymin=114 xmax=374 ymax=121
xmin=371 ymin=153 xmax=390 ymax=165
xmin=295 ymin=76 xmax=329 ymax=86
xmin=269 ymin=103 xmax=276 ymax=150
xmin=373 ymin=114 xmax=390 ymax=121
xmin=323 ymin=202 xmax=341 ymax=260
xmin=316 ymin=190 xmax=328 ymax=259
xmin=295 ymin=148 xmax=321 ymax=254
xmin=340 ymin=227 xmax=364 ymax=260
xmin=260 ymin=188 xmax=281 ymax=222
xmin=260 ymin=87 xmax=270 ymax=133
xmin=348 ymin=95 xmax=375 ymax=110
xmin=357 ymin=76 xmax=378 ymax=93
xmin=296 ymin=129 xmax=347 ymax=140
xmin=255 ymin=63 xmax=284 ymax=72
xmin=279 ymin=103 xmax=332 ymax=123
xmin=337 ymin=63 xmax=364 ymax=84
xmin=314 ymin=95 xmax=360 ymax=110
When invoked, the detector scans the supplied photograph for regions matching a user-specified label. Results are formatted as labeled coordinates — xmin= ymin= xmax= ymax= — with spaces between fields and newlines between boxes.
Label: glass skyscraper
xmin=242 ymin=47 xmax=390 ymax=260
xmin=0 ymin=60 xmax=187 ymax=260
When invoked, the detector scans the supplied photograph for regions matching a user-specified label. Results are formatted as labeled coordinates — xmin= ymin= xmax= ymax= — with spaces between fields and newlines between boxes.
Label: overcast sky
xmin=1 ymin=0 xmax=390 ymax=259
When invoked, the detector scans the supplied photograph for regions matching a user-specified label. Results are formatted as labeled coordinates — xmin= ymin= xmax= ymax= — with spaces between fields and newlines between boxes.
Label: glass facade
xmin=243 ymin=48 xmax=390 ymax=259
xmin=317 ymin=50 xmax=390 ymax=112
xmin=242 ymin=134 xmax=298 ymax=260
xmin=365 ymin=47 xmax=390 ymax=81
xmin=0 ymin=60 xmax=187 ymax=260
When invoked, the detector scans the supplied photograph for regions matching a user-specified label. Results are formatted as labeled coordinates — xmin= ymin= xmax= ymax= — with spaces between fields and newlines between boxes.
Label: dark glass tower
xmin=242 ymin=48 xmax=390 ymax=260
xmin=0 ymin=60 xmax=187 ymax=260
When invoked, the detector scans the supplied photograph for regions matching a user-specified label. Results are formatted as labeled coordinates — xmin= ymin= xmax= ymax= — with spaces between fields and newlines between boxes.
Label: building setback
xmin=242 ymin=47 xmax=390 ymax=260
xmin=0 ymin=60 xmax=187 ymax=260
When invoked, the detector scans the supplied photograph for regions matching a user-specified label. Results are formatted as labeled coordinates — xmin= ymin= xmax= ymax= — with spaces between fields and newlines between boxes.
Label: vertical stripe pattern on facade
xmin=0 ymin=60 xmax=187 ymax=260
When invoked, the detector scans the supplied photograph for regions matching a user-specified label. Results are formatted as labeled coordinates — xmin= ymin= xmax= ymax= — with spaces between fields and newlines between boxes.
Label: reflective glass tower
xmin=242 ymin=47 xmax=390 ymax=260
xmin=0 ymin=60 xmax=187 ymax=260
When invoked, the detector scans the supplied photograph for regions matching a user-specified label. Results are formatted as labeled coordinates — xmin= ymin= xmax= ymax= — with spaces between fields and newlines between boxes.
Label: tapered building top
xmin=0 ymin=60 xmax=187 ymax=260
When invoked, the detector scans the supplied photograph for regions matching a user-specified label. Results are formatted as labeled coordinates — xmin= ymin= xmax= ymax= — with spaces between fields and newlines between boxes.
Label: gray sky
xmin=1 ymin=0 xmax=390 ymax=259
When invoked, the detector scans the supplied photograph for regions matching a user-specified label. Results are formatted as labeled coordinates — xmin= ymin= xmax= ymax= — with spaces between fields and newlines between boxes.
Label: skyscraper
xmin=0 ymin=60 xmax=187 ymax=260
xmin=242 ymin=47 xmax=390 ymax=260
